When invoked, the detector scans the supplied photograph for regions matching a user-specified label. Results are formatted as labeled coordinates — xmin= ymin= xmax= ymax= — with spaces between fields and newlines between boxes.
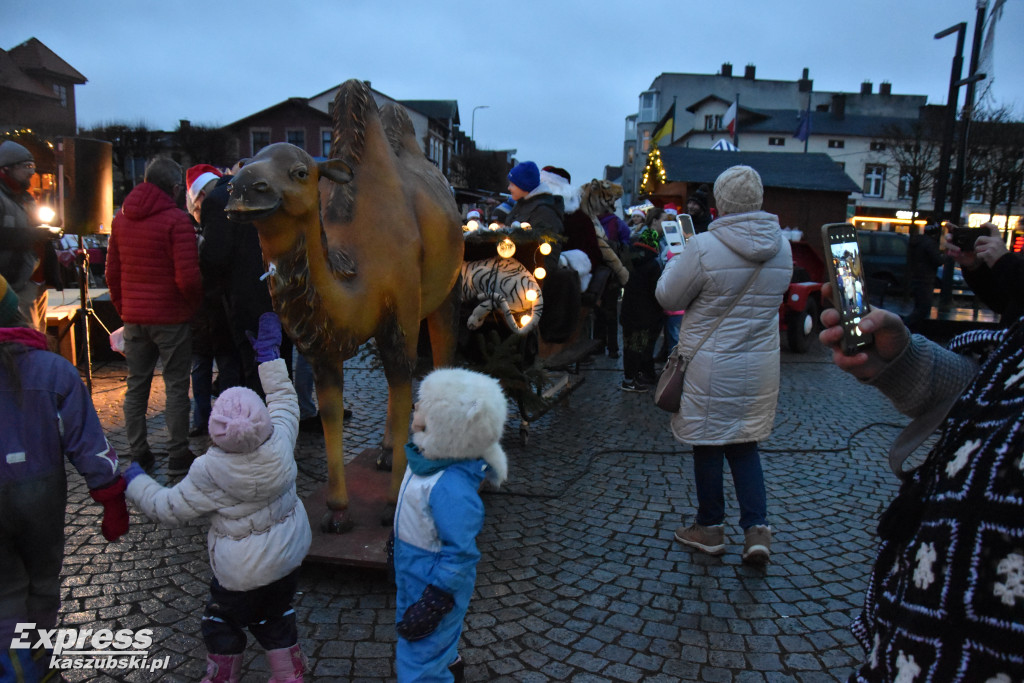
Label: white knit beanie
xmin=713 ymin=165 xmax=763 ymax=216
xmin=208 ymin=387 xmax=273 ymax=453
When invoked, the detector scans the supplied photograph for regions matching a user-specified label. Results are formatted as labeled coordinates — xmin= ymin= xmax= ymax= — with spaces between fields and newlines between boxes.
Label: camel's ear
xmin=319 ymin=159 xmax=353 ymax=185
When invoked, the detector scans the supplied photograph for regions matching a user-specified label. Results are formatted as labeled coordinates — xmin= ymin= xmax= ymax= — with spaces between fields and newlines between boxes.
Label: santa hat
xmin=208 ymin=386 xmax=273 ymax=453
xmin=186 ymin=164 xmax=223 ymax=205
xmin=466 ymin=209 xmax=482 ymax=220
xmin=663 ymin=203 xmax=679 ymax=216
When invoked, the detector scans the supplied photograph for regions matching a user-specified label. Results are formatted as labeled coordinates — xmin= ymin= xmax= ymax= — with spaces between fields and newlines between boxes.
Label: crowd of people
xmin=2 ymin=148 xmax=1023 ymax=682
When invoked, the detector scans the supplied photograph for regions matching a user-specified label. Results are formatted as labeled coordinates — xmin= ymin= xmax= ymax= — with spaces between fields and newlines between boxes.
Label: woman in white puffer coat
xmin=124 ymin=313 xmax=311 ymax=683
xmin=656 ymin=166 xmax=792 ymax=566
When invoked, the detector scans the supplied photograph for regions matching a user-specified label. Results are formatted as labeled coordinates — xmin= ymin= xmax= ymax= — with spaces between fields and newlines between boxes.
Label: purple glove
xmin=123 ymin=462 xmax=145 ymax=484
xmin=251 ymin=312 xmax=282 ymax=363
xmin=396 ymin=584 xmax=455 ymax=641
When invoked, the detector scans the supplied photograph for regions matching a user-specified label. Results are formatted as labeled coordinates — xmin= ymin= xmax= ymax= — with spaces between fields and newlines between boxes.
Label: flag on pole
xmin=794 ymin=110 xmax=811 ymax=142
xmin=723 ymin=100 xmax=738 ymax=137
xmin=976 ymin=0 xmax=1006 ymax=107
xmin=652 ymin=103 xmax=675 ymax=146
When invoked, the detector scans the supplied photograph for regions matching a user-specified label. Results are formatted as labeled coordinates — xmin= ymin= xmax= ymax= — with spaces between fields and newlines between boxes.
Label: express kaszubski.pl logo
xmin=12 ymin=623 xmax=170 ymax=673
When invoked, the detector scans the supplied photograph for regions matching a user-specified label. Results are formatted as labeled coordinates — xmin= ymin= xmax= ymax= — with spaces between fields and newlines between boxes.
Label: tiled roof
xmin=8 ymin=38 xmax=86 ymax=84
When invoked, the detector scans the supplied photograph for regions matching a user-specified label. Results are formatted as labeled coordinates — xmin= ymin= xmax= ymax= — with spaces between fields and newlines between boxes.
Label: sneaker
xmin=620 ymin=379 xmax=648 ymax=393
xmin=742 ymin=525 xmax=771 ymax=565
xmin=674 ymin=523 xmax=726 ymax=555
xmin=636 ymin=372 xmax=658 ymax=387
xmin=167 ymin=450 xmax=197 ymax=476
xmin=132 ymin=451 xmax=156 ymax=474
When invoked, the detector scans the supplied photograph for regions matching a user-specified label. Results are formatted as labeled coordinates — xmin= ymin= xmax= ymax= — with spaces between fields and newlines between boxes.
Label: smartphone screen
xmin=678 ymin=214 xmax=696 ymax=242
xmin=662 ymin=219 xmax=684 ymax=249
xmin=823 ymin=223 xmax=873 ymax=354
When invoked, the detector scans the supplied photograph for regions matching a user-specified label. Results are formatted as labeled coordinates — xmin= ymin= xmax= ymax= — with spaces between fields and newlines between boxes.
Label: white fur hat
xmin=411 ymin=368 xmax=508 ymax=486
xmin=713 ymin=165 xmax=763 ymax=215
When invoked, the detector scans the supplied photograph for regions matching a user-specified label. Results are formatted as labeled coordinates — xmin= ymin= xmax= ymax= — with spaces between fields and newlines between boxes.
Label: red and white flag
xmin=723 ymin=101 xmax=738 ymax=136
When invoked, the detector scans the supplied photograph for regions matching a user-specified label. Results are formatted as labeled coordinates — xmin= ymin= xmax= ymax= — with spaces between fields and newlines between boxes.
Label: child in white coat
xmin=124 ymin=313 xmax=311 ymax=683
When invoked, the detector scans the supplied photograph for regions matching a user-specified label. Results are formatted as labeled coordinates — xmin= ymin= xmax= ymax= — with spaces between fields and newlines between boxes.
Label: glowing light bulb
xmin=519 ymin=314 xmax=532 ymax=327
xmin=496 ymin=238 xmax=516 ymax=258
xmin=525 ymin=289 xmax=538 ymax=302
xmin=520 ymin=222 xmax=531 ymax=230
xmin=37 ymin=206 xmax=56 ymax=225
xmin=538 ymin=242 xmax=552 ymax=256
xmin=488 ymin=222 xmax=501 ymax=231
xmin=467 ymin=219 xmax=480 ymax=232
xmin=534 ymin=266 xmax=546 ymax=280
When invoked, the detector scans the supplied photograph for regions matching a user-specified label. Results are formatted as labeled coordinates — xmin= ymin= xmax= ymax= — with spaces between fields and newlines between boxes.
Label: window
xmin=626 ymin=145 xmax=635 ymax=165
xmin=250 ymin=129 xmax=271 ymax=155
xmin=870 ymin=141 xmax=886 ymax=152
xmin=704 ymin=115 xmax=714 ymax=130
xmin=864 ymin=165 xmax=886 ymax=197
xmin=898 ymin=168 xmax=915 ymax=199
xmin=321 ymin=129 xmax=332 ymax=157
xmin=286 ymin=129 xmax=305 ymax=149
xmin=828 ymin=139 xmax=845 ymax=149
xmin=53 ymin=84 xmax=67 ymax=108
xmin=639 ymin=91 xmax=659 ymax=123
xmin=965 ymin=175 xmax=985 ymax=204
xmin=769 ymin=137 xmax=785 ymax=146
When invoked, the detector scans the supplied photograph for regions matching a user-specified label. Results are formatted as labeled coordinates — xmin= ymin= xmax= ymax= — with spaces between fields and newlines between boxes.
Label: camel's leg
xmin=426 ymin=283 xmax=460 ymax=369
xmin=315 ymin=363 xmax=353 ymax=533
xmin=377 ymin=320 xmax=418 ymax=506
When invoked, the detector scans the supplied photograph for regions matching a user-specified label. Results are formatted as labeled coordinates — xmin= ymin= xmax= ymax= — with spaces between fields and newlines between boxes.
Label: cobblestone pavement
xmin=54 ymin=336 xmax=917 ymax=682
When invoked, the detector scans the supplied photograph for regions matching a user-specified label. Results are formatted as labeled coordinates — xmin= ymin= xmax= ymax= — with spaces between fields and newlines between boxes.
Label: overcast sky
xmin=4 ymin=0 xmax=1022 ymax=185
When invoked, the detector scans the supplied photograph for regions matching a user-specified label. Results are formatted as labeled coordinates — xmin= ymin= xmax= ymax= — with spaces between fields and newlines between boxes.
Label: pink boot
xmin=201 ymin=652 xmax=242 ymax=683
xmin=266 ymin=644 xmax=307 ymax=682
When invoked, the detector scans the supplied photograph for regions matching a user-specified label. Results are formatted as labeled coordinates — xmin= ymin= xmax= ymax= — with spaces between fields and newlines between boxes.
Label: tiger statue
xmin=460 ymin=257 xmax=544 ymax=336
xmin=577 ymin=179 xmax=629 ymax=285
xmin=579 ymin=179 xmax=623 ymax=218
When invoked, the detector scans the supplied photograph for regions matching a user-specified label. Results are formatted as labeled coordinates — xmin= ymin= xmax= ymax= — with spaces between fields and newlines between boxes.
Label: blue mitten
xmin=396 ymin=584 xmax=455 ymax=641
xmin=252 ymin=312 xmax=282 ymax=363
xmin=123 ymin=462 xmax=145 ymax=485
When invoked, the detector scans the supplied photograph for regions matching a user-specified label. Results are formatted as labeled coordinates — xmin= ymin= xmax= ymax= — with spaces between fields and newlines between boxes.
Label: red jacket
xmin=106 ymin=182 xmax=201 ymax=324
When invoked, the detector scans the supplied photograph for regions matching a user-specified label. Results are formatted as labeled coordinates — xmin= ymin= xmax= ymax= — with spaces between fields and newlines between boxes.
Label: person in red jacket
xmin=106 ymin=157 xmax=202 ymax=476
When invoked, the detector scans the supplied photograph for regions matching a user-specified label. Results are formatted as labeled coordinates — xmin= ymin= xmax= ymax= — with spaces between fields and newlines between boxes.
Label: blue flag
xmin=794 ymin=111 xmax=811 ymax=142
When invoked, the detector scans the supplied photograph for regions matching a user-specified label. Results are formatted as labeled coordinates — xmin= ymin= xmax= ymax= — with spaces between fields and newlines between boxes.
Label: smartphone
xmin=678 ymin=213 xmax=696 ymax=242
xmin=662 ymin=218 xmax=684 ymax=250
xmin=821 ymin=223 xmax=873 ymax=355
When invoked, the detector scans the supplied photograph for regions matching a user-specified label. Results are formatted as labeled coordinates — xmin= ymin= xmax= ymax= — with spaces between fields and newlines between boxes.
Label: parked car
xmin=857 ymin=229 xmax=908 ymax=297
xmin=53 ymin=233 xmax=107 ymax=288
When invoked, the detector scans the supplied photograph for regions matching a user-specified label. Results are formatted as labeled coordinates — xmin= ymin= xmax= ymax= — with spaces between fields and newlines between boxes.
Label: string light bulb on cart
xmin=496 ymin=237 xmax=516 ymax=259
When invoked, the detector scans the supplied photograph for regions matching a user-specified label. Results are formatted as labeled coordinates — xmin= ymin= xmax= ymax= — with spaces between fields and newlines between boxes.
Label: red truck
xmin=780 ymin=240 xmax=826 ymax=353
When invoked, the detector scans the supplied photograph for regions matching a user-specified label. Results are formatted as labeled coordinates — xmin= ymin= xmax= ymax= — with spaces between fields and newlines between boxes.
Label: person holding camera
xmin=943 ymin=221 xmax=1024 ymax=326
xmin=819 ymin=288 xmax=1024 ymax=681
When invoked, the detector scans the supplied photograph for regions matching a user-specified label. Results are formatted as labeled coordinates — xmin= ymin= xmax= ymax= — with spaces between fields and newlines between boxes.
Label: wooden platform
xmin=302 ymin=448 xmax=392 ymax=569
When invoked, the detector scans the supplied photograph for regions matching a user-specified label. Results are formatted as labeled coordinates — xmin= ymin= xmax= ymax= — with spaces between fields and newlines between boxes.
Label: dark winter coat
xmin=962 ymin=252 xmax=1024 ymax=326
xmin=0 ymin=328 xmax=119 ymax=490
xmin=620 ymin=242 xmax=663 ymax=330
xmin=908 ymin=233 xmax=943 ymax=284
xmin=199 ymin=176 xmax=274 ymax=342
xmin=106 ymin=182 xmax=201 ymax=324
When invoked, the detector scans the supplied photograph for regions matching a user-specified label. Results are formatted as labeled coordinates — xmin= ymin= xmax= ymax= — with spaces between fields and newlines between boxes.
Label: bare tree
xmin=872 ymin=115 xmax=943 ymax=230
xmin=966 ymin=106 xmax=1024 ymax=235
xmin=176 ymin=121 xmax=233 ymax=169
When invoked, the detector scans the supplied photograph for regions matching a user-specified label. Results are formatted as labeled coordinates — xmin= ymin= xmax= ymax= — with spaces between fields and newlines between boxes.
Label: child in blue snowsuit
xmin=392 ymin=368 xmax=508 ymax=682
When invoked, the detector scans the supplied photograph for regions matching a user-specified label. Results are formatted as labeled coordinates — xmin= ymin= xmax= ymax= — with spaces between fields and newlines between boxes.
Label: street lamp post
xmin=472 ymin=105 xmax=489 ymax=140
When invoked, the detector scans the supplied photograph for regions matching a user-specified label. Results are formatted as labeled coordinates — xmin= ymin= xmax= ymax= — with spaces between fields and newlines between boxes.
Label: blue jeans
xmin=691 ymin=442 xmax=767 ymax=529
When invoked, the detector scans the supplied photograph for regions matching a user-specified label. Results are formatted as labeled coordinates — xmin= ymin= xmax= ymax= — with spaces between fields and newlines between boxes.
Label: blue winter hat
xmin=508 ymin=161 xmax=540 ymax=193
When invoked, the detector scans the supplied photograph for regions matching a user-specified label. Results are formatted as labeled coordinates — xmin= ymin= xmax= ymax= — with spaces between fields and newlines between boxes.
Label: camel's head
xmin=226 ymin=143 xmax=352 ymax=225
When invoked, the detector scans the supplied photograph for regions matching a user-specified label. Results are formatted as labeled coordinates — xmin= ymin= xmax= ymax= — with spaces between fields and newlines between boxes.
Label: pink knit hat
xmin=208 ymin=387 xmax=273 ymax=453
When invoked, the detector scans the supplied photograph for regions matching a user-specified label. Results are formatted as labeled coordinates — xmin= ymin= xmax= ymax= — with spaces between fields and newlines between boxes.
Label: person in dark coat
xmin=945 ymin=221 xmax=1024 ymax=327
xmin=903 ymin=220 xmax=944 ymax=331
xmin=686 ymin=187 xmax=713 ymax=235
xmin=619 ymin=228 xmax=664 ymax=392
xmin=192 ymin=168 xmax=290 ymax=396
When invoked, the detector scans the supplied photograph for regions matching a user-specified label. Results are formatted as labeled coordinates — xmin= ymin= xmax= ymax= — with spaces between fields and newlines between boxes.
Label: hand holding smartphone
xmin=662 ymin=217 xmax=684 ymax=250
xmin=822 ymin=223 xmax=873 ymax=355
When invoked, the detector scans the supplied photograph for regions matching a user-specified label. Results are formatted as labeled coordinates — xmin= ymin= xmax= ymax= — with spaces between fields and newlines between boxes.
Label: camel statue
xmin=225 ymin=79 xmax=464 ymax=533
